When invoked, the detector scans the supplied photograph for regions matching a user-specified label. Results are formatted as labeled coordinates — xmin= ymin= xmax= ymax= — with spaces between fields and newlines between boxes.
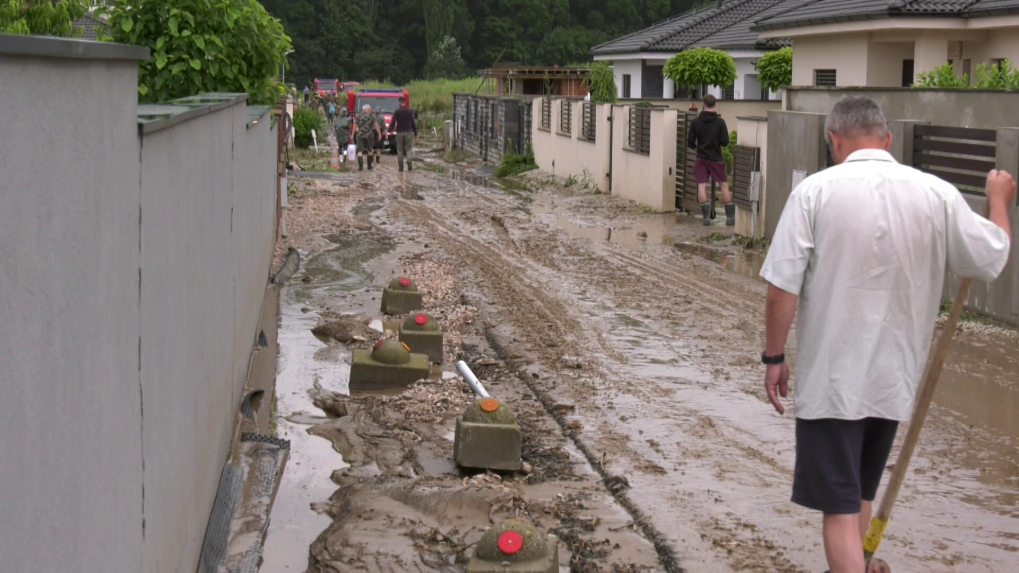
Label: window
xmin=540 ymin=98 xmax=551 ymax=130
xmin=962 ymin=59 xmax=972 ymax=83
xmin=722 ymin=85 xmax=735 ymax=100
xmin=622 ymin=74 xmax=631 ymax=98
xmin=814 ymin=69 xmax=836 ymax=87
xmin=901 ymin=60 xmax=914 ymax=87
xmin=559 ymin=100 xmax=572 ymax=134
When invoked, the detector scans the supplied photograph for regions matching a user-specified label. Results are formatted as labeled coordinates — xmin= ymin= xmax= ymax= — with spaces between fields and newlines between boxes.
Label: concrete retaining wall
xmin=0 ymin=36 xmax=278 ymax=572
xmin=786 ymin=87 xmax=1019 ymax=130
xmin=531 ymin=99 xmax=611 ymax=193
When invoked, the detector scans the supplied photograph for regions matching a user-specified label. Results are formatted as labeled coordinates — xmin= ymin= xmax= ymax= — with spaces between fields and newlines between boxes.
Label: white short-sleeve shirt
xmin=760 ymin=149 xmax=1011 ymax=421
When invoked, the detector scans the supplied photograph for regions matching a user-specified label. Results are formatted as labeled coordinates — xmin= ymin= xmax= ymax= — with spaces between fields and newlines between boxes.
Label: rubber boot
xmin=367 ymin=155 xmax=374 ymax=170
xmin=408 ymin=160 xmax=413 ymax=172
xmin=700 ymin=203 xmax=711 ymax=226
xmin=725 ymin=203 xmax=736 ymax=226
xmin=357 ymin=156 xmax=364 ymax=171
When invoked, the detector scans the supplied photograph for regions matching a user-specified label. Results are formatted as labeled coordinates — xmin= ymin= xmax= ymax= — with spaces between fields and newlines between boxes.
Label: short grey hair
xmin=824 ymin=97 xmax=888 ymax=146
xmin=363 ymin=104 xmax=371 ymax=112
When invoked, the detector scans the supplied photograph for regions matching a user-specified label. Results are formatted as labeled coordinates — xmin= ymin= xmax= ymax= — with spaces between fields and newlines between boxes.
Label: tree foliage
xmin=261 ymin=0 xmax=702 ymax=88
xmin=756 ymin=47 xmax=791 ymax=92
xmin=588 ymin=62 xmax=617 ymax=103
xmin=292 ymin=106 xmax=324 ymax=149
xmin=913 ymin=63 xmax=969 ymax=89
xmin=98 ymin=0 xmax=291 ymax=104
xmin=423 ymin=35 xmax=469 ymax=80
xmin=664 ymin=47 xmax=737 ymax=89
xmin=0 ymin=0 xmax=87 ymax=36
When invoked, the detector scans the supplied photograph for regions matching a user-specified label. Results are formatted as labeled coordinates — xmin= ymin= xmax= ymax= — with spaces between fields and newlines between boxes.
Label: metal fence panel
xmin=628 ymin=107 xmax=650 ymax=155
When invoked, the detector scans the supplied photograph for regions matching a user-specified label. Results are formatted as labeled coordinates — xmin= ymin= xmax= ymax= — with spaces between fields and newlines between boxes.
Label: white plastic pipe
xmin=456 ymin=360 xmax=491 ymax=398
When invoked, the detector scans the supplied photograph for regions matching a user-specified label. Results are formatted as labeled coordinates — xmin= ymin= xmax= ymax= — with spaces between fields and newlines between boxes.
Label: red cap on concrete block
xmin=414 ymin=313 xmax=428 ymax=325
xmin=399 ymin=277 xmax=411 ymax=287
xmin=498 ymin=530 xmax=523 ymax=555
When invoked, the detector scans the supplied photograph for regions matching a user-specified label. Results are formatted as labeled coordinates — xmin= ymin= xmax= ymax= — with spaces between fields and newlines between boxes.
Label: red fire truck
xmin=313 ymin=78 xmax=340 ymax=98
xmin=346 ymin=88 xmax=411 ymax=153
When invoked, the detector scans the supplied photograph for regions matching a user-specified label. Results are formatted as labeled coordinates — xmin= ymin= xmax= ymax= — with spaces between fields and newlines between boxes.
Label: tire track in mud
xmin=391 ymin=192 xmax=806 ymax=572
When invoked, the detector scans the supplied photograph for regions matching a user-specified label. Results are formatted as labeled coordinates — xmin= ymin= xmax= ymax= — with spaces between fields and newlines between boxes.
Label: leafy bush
xmin=914 ymin=63 xmax=969 ymax=88
xmin=722 ymin=130 xmax=737 ymax=176
xmin=495 ymin=146 xmax=537 ymax=178
xmin=1 ymin=0 xmax=87 ymax=35
xmin=98 ymin=0 xmax=292 ymax=103
xmin=756 ymin=47 xmax=792 ymax=93
xmin=588 ymin=62 xmax=617 ymax=104
xmin=664 ymin=48 xmax=737 ymax=89
xmin=974 ymin=60 xmax=1019 ymax=89
xmin=293 ymin=107 xmax=324 ymax=149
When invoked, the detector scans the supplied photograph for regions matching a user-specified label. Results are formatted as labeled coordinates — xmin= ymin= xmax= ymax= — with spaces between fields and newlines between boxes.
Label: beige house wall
xmin=867 ymin=41 xmax=915 ymax=87
xmin=791 ymin=34 xmax=870 ymax=87
xmin=610 ymin=106 xmax=678 ymax=212
xmin=531 ymin=99 xmax=611 ymax=193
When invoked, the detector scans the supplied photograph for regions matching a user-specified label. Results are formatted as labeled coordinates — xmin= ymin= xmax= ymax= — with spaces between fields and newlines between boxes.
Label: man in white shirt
xmin=760 ymin=97 xmax=1013 ymax=573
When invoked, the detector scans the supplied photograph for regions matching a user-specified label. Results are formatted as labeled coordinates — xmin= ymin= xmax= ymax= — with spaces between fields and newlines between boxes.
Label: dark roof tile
xmin=754 ymin=0 xmax=1019 ymax=29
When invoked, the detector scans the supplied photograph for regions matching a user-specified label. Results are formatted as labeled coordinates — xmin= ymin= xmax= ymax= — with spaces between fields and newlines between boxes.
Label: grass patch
xmin=291 ymin=148 xmax=338 ymax=172
xmin=702 ymin=232 xmax=729 ymax=243
xmin=938 ymin=300 xmax=1015 ymax=328
xmin=422 ymin=163 xmax=447 ymax=173
xmin=495 ymin=148 xmax=537 ymax=177
xmin=731 ymin=235 xmax=750 ymax=247
xmin=359 ymin=78 xmax=481 ymax=115
xmin=443 ymin=149 xmax=474 ymax=163
xmin=496 ymin=177 xmax=530 ymax=192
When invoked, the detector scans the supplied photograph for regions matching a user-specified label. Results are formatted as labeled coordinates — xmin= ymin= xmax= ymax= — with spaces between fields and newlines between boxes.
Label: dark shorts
xmin=356 ymin=135 xmax=373 ymax=154
xmin=693 ymin=157 xmax=727 ymax=184
xmin=793 ymin=417 xmax=899 ymax=514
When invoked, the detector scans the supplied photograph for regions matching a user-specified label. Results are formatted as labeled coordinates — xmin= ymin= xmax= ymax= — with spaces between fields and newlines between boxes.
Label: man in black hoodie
xmin=688 ymin=94 xmax=734 ymax=226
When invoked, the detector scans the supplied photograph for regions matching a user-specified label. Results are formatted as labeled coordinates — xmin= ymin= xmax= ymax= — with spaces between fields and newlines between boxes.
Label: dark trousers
xmin=396 ymin=133 xmax=414 ymax=170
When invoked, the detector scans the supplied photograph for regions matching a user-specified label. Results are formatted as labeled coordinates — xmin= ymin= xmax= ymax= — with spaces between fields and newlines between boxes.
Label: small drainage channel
xmin=261 ymin=231 xmax=396 ymax=572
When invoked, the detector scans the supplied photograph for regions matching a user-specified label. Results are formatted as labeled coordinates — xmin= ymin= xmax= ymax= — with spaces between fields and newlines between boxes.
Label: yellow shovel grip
xmin=863 ymin=517 xmax=888 ymax=554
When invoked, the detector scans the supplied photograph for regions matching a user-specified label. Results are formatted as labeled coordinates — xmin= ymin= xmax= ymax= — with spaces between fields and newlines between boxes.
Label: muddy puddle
xmin=673 ymin=241 xmax=765 ymax=280
xmin=263 ymin=231 xmax=397 ymax=572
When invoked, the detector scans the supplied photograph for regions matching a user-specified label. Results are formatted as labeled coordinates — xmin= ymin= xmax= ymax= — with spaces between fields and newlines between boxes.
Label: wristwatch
xmin=761 ymin=352 xmax=785 ymax=365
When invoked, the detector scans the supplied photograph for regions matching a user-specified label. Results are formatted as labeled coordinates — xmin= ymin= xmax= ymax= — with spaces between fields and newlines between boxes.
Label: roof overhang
xmin=594 ymin=49 xmax=768 ymax=61
xmin=757 ymin=14 xmax=1019 ymax=39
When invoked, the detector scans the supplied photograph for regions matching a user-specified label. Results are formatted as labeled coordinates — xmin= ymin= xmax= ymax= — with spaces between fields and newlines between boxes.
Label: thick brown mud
xmin=263 ymin=142 xmax=1019 ymax=572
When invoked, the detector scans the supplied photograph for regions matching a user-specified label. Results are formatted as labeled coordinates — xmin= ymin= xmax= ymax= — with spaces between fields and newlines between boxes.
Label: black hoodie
xmin=687 ymin=110 xmax=729 ymax=162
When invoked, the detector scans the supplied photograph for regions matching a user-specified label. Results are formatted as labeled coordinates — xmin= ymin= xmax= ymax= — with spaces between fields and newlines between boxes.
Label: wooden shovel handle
xmin=864 ymin=201 xmax=990 ymax=558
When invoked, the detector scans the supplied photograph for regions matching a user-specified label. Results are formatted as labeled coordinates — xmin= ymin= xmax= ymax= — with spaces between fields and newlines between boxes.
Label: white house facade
xmin=591 ymin=0 xmax=801 ymax=101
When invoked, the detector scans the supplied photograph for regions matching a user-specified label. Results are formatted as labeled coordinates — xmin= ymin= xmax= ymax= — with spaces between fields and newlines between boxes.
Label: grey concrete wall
xmin=0 ymin=37 xmax=278 ymax=573
xmin=764 ymin=111 xmax=828 ymax=239
xmin=786 ymin=87 xmax=1019 ymax=130
xmin=532 ymin=100 xmax=611 ymax=193
xmin=0 ymin=49 xmax=146 ymax=573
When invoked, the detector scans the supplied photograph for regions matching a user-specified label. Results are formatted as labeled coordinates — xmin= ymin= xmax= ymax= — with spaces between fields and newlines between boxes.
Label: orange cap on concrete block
xmin=481 ymin=398 xmax=499 ymax=412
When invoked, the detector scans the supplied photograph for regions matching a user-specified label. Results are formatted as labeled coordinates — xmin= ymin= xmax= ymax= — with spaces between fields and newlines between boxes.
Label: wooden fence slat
xmin=923 ymin=168 xmax=989 ymax=190
xmin=914 ymin=152 xmax=996 ymax=173
xmin=915 ymin=124 xmax=997 ymax=142
xmin=915 ymin=139 xmax=996 ymax=158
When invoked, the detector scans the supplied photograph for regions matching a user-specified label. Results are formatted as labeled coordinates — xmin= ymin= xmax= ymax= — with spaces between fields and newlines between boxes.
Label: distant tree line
xmin=259 ymin=0 xmax=701 ymax=86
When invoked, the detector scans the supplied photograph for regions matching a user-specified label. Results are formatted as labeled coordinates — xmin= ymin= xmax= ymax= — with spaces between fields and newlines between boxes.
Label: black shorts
xmin=792 ymin=417 xmax=899 ymax=514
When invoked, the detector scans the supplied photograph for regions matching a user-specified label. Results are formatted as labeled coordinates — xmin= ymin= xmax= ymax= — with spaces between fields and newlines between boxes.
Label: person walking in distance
xmin=334 ymin=108 xmax=352 ymax=164
xmin=354 ymin=104 xmax=381 ymax=171
xmin=303 ymin=85 xmax=310 ymax=104
xmin=760 ymin=97 xmax=1013 ymax=573
xmin=327 ymin=99 xmax=336 ymax=127
xmin=687 ymin=94 xmax=734 ymax=226
xmin=390 ymin=96 xmax=418 ymax=172
xmin=373 ymin=109 xmax=385 ymax=164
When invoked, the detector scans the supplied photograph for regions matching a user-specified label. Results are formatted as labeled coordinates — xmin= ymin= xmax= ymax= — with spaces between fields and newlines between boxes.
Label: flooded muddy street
xmin=262 ymin=147 xmax=1019 ymax=572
